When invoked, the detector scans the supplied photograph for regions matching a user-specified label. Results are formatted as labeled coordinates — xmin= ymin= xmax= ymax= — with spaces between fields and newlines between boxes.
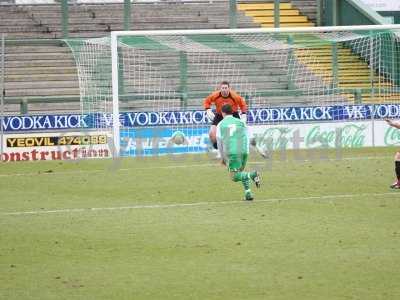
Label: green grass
xmin=0 ymin=147 xmax=399 ymax=300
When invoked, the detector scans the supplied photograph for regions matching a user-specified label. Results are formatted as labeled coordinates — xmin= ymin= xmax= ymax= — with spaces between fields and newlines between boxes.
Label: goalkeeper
xmin=204 ymin=81 xmax=248 ymax=150
xmin=217 ymin=104 xmax=261 ymax=201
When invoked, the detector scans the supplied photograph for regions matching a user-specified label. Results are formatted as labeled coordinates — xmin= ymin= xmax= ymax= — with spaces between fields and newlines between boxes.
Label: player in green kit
xmin=216 ymin=104 xmax=261 ymax=201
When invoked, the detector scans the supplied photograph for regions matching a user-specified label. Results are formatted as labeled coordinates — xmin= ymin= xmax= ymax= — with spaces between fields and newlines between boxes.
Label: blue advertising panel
xmin=2 ymin=104 xmax=400 ymax=132
xmin=120 ymin=127 xmax=209 ymax=157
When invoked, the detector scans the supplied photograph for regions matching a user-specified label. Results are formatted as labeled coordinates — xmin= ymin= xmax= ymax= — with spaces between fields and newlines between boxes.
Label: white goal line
xmin=1 ymin=192 xmax=397 ymax=217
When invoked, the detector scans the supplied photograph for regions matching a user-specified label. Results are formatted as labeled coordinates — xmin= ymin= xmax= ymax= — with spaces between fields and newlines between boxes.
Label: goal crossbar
xmin=111 ymin=24 xmax=400 ymax=38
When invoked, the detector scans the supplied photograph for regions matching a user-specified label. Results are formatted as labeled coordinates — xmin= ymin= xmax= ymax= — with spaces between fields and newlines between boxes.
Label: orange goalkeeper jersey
xmin=203 ymin=90 xmax=247 ymax=114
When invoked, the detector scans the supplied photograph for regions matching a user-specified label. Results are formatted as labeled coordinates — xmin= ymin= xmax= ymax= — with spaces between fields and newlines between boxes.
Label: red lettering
xmin=1 ymin=153 xmax=9 ymax=162
xmin=88 ymin=149 xmax=97 ymax=157
xmin=21 ymin=152 xmax=30 ymax=161
xmin=1 ymin=146 xmax=110 ymax=163
xmin=9 ymin=152 xmax=21 ymax=161
xmin=40 ymin=151 xmax=49 ymax=160
xmin=31 ymin=149 xmax=39 ymax=161
xmin=103 ymin=149 xmax=110 ymax=157
xmin=51 ymin=151 xmax=62 ymax=160
xmin=72 ymin=148 xmax=79 ymax=159
xmin=62 ymin=151 xmax=71 ymax=160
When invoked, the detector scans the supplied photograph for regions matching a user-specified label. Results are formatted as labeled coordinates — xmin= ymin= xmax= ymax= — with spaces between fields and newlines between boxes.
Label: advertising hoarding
xmin=2 ymin=104 xmax=400 ymax=132
xmin=1 ymin=131 xmax=111 ymax=162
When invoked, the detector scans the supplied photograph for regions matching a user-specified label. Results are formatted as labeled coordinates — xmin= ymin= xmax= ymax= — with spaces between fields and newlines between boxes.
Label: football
xmin=171 ymin=131 xmax=186 ymax=145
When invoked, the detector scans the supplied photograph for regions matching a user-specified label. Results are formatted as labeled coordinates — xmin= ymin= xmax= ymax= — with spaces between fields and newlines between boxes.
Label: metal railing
xmin=1 ymin=0 xmax=287 ymax=37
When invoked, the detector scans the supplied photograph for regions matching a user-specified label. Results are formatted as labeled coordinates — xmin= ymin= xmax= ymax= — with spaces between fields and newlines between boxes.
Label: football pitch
xmin=1 ymin=147 xmax=399 ymax=300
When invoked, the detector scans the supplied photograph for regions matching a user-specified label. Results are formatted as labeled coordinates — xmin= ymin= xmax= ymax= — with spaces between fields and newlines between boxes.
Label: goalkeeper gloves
xmin=206 ymin=109 xmax=215 ymax=121
xmin=240 ymin=113 xmax=247 ymax=124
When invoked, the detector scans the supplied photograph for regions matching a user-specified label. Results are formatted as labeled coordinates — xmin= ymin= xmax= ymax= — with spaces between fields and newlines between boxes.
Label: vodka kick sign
xmin=2 ymin=104 xmax=400 ymax=132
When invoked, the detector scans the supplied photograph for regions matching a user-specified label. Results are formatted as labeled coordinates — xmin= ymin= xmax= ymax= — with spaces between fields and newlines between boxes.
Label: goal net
xmin=65 ymin=25 xmax=400 ymax=157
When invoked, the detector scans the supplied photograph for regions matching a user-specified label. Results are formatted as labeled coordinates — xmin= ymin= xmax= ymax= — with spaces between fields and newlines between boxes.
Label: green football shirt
xmin=216 ymin=115 xmax=249 ymax=156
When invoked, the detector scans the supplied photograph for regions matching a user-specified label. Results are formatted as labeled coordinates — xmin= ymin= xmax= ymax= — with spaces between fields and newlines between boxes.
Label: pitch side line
xmin=1 ymin=192 xmax=397 ymax=217
xmin=0 ymin=155 xmax=393 ymax=178
xmin=0 ymin=163 xmax=217 ymax=178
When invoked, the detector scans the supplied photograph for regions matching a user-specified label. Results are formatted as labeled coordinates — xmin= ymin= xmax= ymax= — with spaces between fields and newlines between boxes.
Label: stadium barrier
xmin=2 ymin=104 xmax=400 ymax=162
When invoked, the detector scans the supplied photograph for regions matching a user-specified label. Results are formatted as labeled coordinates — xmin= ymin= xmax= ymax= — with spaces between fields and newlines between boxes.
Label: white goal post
xmin=68 ymin=24 xmax=400 ymax=157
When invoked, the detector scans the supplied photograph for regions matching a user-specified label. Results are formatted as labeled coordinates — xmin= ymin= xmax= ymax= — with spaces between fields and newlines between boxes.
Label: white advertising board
xmin=1 ymin=120 xmax=398 ymax=162
xmin=249 ymin=120 xmax=399 ymax=151
xmin=1 ymin=131 xmax=111 ymax=162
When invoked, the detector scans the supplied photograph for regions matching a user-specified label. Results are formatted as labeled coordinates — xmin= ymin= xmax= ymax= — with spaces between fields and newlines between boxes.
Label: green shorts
xmin=227 ymin=153 xmax=248 ymax=172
